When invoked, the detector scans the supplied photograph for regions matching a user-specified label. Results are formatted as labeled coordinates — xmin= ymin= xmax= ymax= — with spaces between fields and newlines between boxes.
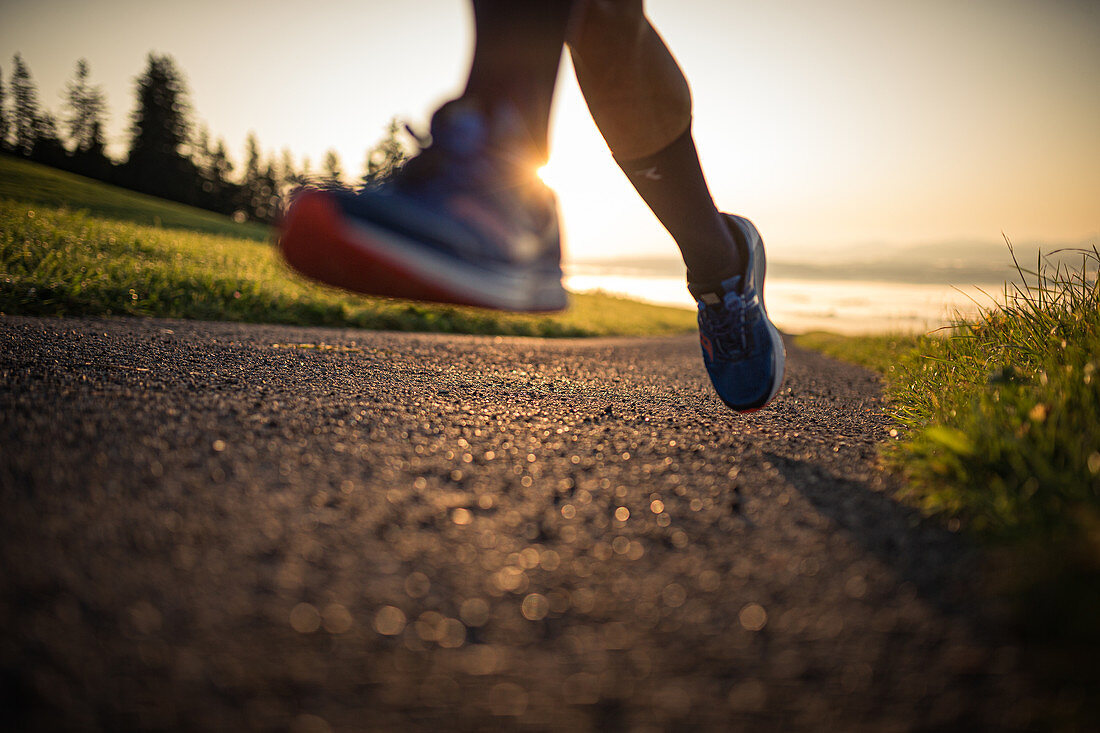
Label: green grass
xmin=0 ymin=199 xmax=696 ymax=337
xmin=798 ymin=248 xmax=1099 ymax=541
xmin=0 ymin=155 xmax=271 ymax=241
xmin=799 ymin=247 xmax=1100 ymax=640
xmin=800 ymin=249 xmax=1100 ymax=726
xmin=794 ymin=331 xmax=924 ymax=377
xmin=881 ymin=251 xmax=1097 ymax=543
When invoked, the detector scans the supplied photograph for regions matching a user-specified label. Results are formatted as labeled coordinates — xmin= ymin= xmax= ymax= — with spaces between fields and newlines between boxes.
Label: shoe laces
xmin=701 ymin=292 xmax=755 ymax=358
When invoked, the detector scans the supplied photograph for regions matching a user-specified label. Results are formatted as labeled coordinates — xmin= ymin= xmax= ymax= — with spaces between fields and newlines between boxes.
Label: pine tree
xmin=65 ymin=59 xmax=107 ymax=154
xmin=322 ymin=149 xmax=343 ymax=187
xmin=193 ymin=124 xmax=213 ymax=175
xmin=258 ymin=155 xmax=280 ymax=222
xmin=240 ymin=131 xmax=264 ymax=219
xmin=362 ymin=118 xmax=410 ymax=187
xmin=124 ymin=53 xmax=197 ymax=202
xmin=208 ymin=138 xmax=236 ymax=214
xmin=88 ymin=119 xmax=107 ymax=155
xmin=80 ymin=118 xmax=112 ymax=180
xmin=31 ymin=111 xmax=66 ymax=167
xmin=193 ymin=124 xmax=216 ymax=195
xmin=0 ymin=64 xmax=8 ymax=152
xmin=11 ymin=54 xmax=41 ymax=157
xmin=190 ymin=126 xmax=236 ymax=214
xmin=212 ymin=139 xmax=233 ymax=186
xmin=62 ymin=59 xmax=112 ymax=178
xmin=242 ymin=132 xmax=261 ymax=188
xmin=279 ymin=147 xmax=298 ymax=195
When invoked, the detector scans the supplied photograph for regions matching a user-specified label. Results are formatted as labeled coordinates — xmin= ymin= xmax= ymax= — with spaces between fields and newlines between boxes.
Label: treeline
xmin=0 ymin=53 xmax=408 ymax=224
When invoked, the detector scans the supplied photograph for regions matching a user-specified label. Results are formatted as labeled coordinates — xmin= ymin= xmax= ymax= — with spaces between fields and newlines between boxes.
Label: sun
xmin=537 ymin=161 xmax=560 ymax=189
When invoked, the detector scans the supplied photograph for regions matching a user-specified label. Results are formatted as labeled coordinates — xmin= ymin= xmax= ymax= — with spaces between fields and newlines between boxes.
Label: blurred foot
xmin=690 ymin=214 xmax=786 ymax=412
xmin=279 ymin=101 xmax=566 ymax=312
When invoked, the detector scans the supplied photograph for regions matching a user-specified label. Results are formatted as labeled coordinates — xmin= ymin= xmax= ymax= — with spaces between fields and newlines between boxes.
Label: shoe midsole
xmin=341 ymin=214 xmax=565 ymax=311
xmin=737 ymin=214 xmax=787 ymax=405
xmin=753 ymin=227 xmax=787 ymax=400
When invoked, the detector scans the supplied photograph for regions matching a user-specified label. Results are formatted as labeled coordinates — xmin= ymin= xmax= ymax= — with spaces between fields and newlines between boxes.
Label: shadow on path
xmin=767 ymin=450 xmax=987 ymax=617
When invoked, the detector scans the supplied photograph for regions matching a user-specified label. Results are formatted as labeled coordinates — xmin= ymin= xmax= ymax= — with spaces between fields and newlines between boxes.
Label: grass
xmin=794 ymin=331 xmax=924 ymax=376
xmin=0 ymin=198 xmax=696 ymax=338
xmin=889 ymin=249 xmax=1100 ymax=665
xmin=892 ymin=250 xmax=1099 ymax=543
xmin=800 ymin=246 xmax=1100 ymax=640
xmin=800 ymin=248 xmax=1100 ymax=725
xmin=0 ymin=155 xmax=271 ymax=241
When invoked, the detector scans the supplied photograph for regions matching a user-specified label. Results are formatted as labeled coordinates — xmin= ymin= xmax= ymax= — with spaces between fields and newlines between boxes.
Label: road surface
xmin=0 ymin=315 xmax=1041 ymax=731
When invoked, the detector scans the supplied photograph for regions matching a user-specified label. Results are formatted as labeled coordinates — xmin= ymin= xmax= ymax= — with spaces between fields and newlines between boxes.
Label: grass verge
xmin=800 ymin=248 xmax=1099 ymax=722
xmin=800 ymin=247 xmax=1100 ymax=630
xmin=890 ymin=250 xmax=1099 ymax=542
xmin=793 ymin=331 xmax=924 ymax=377
xmin=0 ymin=155 xmax=272 ymax=241
xmin=0 ymin=199 xmax=696 ymax=338
xmin=802 ymin=248 xmax=1099 ymax=592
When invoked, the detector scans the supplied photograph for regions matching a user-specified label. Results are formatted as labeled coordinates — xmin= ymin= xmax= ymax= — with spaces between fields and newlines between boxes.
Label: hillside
xmin=0 ymin=156 xmax=271 ymax=241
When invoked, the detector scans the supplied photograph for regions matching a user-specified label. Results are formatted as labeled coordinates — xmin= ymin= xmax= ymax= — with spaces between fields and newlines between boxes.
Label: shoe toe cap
xmin=704 ymin=320 xmax=783 ymax=411
xmin=708 ymin=353 xmax=776 ymax=410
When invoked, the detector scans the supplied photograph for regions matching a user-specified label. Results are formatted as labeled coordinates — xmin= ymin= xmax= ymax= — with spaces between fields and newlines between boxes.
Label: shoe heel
xmin=279 ymin=190 xmax=345 ymax=283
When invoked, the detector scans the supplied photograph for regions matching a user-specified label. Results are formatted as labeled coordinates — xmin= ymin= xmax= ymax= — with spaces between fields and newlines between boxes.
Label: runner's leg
xmin=567 ymin=0 xmax=743 ymax=285
xmin=278 ymin=1 xmax=577 ymax=312
xmin=463 ymin=0 xmax=577 ymax=163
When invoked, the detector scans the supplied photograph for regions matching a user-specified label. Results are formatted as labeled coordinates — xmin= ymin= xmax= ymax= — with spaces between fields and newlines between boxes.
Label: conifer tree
xmin=242 ymin=132 xmax=261 ymax=188
xmin=212 ymin=139 xmax=233 ymax=187
xmin=193 ymin=124 xmax=216 ymax=195
xmin=322 ymin=149 xmax=343 ymax=187
xmin=124 ymin=53 xmax=197 ymax=202
xmin=257 ymin=155 xmax=280 ymax=221
xmin=193 ymin=124 xmax=213 ymax=175
xmin=11 ymin=54 xmax=41 ymax=157
xmin=240 ymin=131 xmax=265 ymax=218
xmin=362 ymin=118 xmax=409 ymax=187
xmin=279 ymin=147 xmax=298 ymax=195
xmin=0 ymin=64 xmax=8 ymax=152
xmin=31 ymin=111 xmax=66 ymax=166
xmin=189 ymin=126 xmax=235 ymax=213
xmin=65 ymin=59 xmax=107 ymax=153
xmin=207 ymin=138 xmax=236 ymax=214
xmin=79 ymin=118 xmax=112 ymax=180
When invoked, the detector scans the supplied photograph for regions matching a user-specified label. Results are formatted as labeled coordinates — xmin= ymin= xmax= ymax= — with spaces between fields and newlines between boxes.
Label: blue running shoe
xmin=689 ymin=214 xmax=786 ymax=412
xmin=279 ymin=101 xmax=567 ymax=312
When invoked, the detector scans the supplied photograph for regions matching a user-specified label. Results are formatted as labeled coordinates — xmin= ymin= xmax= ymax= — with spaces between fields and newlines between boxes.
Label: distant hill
xmin=571 ymin=236 xmax=1097 ymax=285
xmin=0 ymin=156 xmax=271 ymax=242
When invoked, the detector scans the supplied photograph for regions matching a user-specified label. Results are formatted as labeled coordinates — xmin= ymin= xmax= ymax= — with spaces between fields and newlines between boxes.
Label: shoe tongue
xmin=430 ymin=99 xmax=541 ymax=165
xmin=690 ymin=274 xmax=743 ymax=305
xmin=429 ymin=102 xmax=489 ymax=157
xmin=720 ymin=273 xmax=745 ymax=296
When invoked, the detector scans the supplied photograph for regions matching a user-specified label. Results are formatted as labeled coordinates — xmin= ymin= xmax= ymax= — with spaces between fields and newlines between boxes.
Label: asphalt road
xmin=0 ymin=315 xmax=1043 ymax=731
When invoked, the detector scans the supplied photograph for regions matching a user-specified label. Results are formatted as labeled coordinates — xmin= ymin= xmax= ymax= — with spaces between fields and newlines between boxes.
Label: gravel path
xmin=0 ymin=315 xmax=1042 ymax=731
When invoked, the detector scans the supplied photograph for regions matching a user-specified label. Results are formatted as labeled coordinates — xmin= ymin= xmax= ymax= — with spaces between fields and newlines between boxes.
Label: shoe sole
xmin=725 ymin=214 xmax=787 ymax=413
xmin=279 ymin=189 xmax=567 ymax=313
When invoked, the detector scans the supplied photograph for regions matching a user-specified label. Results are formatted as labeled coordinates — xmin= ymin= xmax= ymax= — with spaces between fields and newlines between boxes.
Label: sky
xmin=2 ymin=0 xmax=1098 ymax=264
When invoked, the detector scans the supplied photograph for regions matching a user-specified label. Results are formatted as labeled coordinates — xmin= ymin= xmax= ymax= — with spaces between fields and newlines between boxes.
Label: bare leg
xmin=568 ymin=0 xmax=689 ymax=159
xmin=463 ymin=0 xmax=576 ymax=163
xmin=568 ymin=0 xmax=743 ymax=283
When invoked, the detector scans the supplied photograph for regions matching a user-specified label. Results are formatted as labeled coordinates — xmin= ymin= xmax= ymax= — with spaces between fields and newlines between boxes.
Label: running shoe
xmin=689 ymin=214 xmax=786 ymax=412
xmin=279 ymin=101 xmax=567 ymax=312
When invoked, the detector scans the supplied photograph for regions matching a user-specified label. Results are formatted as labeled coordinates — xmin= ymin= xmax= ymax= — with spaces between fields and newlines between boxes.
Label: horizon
xmin=2 ymin=0 xmax=1097 ymax=265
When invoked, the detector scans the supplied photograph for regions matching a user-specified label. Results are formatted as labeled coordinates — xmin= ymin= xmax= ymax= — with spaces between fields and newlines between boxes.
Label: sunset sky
xmin=3 ymin=0 xmax=1097 ymax=263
